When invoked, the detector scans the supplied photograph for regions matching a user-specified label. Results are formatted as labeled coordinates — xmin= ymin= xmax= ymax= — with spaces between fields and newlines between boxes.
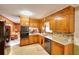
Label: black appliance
xmin=20 ymin=26 xmax=29 ymax=39
xmin=0 ymin=21 xmax=5 ymax=55
xmin=45 ymin=37 xmax=51 ymax=54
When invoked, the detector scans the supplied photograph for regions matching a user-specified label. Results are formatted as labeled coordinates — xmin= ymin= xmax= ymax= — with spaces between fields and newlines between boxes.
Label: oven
xmin=20 ymin=26 xmax=29 ymax=39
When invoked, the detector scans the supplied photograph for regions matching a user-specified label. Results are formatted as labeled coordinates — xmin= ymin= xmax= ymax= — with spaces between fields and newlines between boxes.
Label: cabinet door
xmin=29 ymin=35 xmax=34 ymax=44
xmin=51 ymin=41 xmax=64 ymax=55
xmin=55 ymin=16 xmax=68 ymax=32
xmin=49 ymin=17 xmax=55 ymax=31
xmin=33 ymin=35 xmax=38 ymax=43
xmin=49 ymin=6 xmax=74 ymax=33
xmin=41 ymin=37 xmax=45 ymax=48
xmin=38 ymin=36 xmax=45 ymax=48
xmin=20 ymin=38 xmax=29 ymax=46
xmin=64 ymin=44 xmax=74 ymax=55
xmin=20 ymin=16 xmax=29 ymax=26
xmin=29 ymin=19 xmax=39 ymax=27
xmin=29 ymin=35 xmax=38 ymax=44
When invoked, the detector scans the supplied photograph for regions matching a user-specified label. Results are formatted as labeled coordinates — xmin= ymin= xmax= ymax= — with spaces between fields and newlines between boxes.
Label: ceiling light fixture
xmin=20 ymin=10 xmax=33 ymax=16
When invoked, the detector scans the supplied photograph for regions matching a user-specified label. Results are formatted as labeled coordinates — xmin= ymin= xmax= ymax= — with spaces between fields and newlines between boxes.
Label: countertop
xmin=29 ymin=33 xmax=40 ymax=35
xmin=29 ymin=33 xmax=73 ymax=45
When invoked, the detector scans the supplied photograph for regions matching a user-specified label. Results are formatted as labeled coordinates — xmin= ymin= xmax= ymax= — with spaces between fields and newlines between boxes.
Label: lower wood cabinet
xmin=20 ymin=35 xmax=45 ymax=47
xmin=29 ymin=35 xmax=38 ymax=44
xmin=29 ymin=35 xmax=45 ymax=48
xmin=29 ymin=35 xmax=34 ymax=44
xmin=64 ymin=43 xmax=74 ymax=55
xmin=51 ymin=41 xmax=74 ymax=55
xmin=51 ymin=41 xmax=64 ymax=55
xmin=38 ymin=35 xmax=45 ymax=48
xmin=20 ymin=38 xmax=29 ymax=46
xmin=33 ymin=35 xmax=38 ymax=43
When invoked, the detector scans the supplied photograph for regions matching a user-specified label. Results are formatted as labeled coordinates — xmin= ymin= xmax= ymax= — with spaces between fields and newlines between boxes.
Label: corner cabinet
xmin=49 ymin=6 xmax=75 ymax=33
xmin=51 ymin=41 xmax=74 ymax=55
xmin=29 ymin=35 xmax=45 ymax=48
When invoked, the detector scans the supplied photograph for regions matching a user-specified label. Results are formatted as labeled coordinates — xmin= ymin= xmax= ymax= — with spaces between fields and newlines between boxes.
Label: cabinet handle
xmin=41 ymin=39 xmax=43 ymax=44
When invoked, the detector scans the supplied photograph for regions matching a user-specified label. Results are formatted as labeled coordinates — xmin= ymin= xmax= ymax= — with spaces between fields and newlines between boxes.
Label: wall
xmin=74 ymin=6 xmax=79 ymax=54
xmin=0 ymin=15 xmax=19 ymax=35
xmin=2 ymin=16 xmax=15 ymax=35
xmin=2 ymin=14 xmax=20 ymax=23
xmin=14 ymin=23 xmax=20 ymax=32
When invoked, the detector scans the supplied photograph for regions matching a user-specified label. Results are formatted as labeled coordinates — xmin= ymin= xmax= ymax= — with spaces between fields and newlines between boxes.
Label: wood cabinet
xmin=51 ymin=41 xmax=64 ymax=55
xmin=49 ymin=17 xmax=55 ymax=31
xmin=64 ymin=43 xmax=74 ymax=55
xmin=51 ymin=41 xmax=74 ymax=55
xmin=29 ymin=18 xmax=39 ymax=28
xmin=33 ymin=35 xmax=38 ymax=43
xmin=38 ymin=35 xmax=45 ymax=48
xmin=29 ymin=35 xmax=34 ymax=44
xmin=46 ymin=6 xmax=75 ymax=33
xmin=38 ymin=19 xmax=44 ymax=32
xmin=29 ymin=35 xmax=45 ymax=47
xmin=29 ymin=35 xmax=38 ymax=44
xmin=20 ymin=16 xmax=29 ymax=26
xmin=20 ymin=38 xmax=29 ymax=46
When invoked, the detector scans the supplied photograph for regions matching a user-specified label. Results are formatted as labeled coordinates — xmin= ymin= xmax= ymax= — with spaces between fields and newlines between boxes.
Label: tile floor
xmin=5 ymin=44 xmax=49 ymax=55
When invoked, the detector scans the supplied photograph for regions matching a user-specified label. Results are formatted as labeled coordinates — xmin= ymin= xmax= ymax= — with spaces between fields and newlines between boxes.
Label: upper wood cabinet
xmin=38 ymin=19 xmax=44 ymax=32
xmin=20 ymin=16 xmax=29 ymax=26
xmin=29 ymin=18 xmax=39 ymax=27
xmin=46 ymin=6 xmax=75 ymax=33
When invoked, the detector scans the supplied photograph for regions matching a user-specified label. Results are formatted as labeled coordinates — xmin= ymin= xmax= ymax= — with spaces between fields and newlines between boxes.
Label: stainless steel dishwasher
xmin=45 ymin=37 xmax=51 ymax=54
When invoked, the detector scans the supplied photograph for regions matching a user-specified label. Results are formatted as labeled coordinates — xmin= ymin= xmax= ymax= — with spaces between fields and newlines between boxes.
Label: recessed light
xmin=20 ymin=10 xmax=33 ymax=16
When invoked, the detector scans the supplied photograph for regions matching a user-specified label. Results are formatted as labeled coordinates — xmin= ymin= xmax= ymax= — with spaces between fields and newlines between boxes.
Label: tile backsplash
xmin=29 ymin=27 xmax=39 ymax=33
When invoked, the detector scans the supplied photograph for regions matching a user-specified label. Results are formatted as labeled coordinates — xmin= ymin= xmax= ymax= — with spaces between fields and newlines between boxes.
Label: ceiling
xmin=0 ymin=4 xmax=78 ymax=19
xmin=0 ymin=4 xmax=79 ymax=23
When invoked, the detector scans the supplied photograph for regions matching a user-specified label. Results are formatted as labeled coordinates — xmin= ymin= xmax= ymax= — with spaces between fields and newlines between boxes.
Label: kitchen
xmin=0 ymin=4 xmax=78 ymax=55
xmin=20 ymin=6 xmax=74 ymax=55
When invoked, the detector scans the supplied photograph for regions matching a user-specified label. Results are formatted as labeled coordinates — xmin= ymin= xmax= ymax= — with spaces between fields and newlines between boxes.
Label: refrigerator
xmin=0 ymin=20 xmax=5 ymax=55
